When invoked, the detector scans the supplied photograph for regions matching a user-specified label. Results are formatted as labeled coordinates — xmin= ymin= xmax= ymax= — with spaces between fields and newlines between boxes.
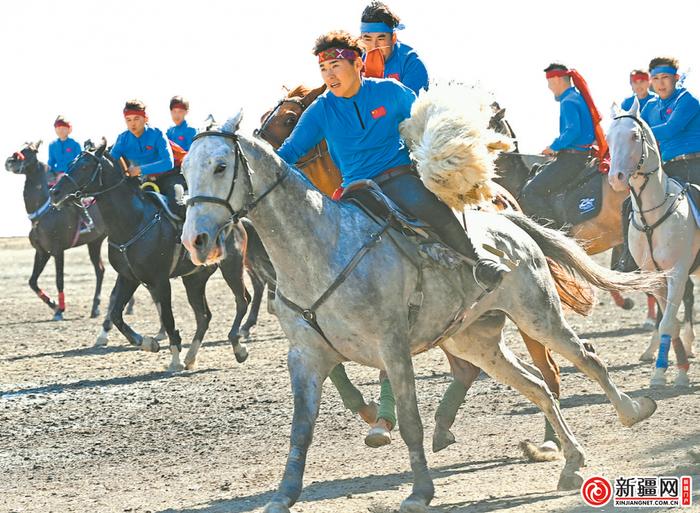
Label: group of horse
xmin=4 ymin=85 xmax=695 ymax=513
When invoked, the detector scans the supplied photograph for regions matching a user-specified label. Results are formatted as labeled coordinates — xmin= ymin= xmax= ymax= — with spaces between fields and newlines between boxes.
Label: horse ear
xmin=33 ymin=140 xmax=43 ymax=151
xmin=95 ymin=137 xmax=108 ymax=157
xmin=301 ymin=84 xmax=327 ymax=108
xmin=630 ymin=96 xmax=641 ymax=116
xmin=610 ymin=101 xmax=621 ymax=118
xmin=222 ymin=109 xmax=244 ymax=133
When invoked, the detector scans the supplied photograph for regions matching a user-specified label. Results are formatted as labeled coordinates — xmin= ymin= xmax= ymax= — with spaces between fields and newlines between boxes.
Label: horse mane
xmin=286 ymin=84 xmax=312 ymax=99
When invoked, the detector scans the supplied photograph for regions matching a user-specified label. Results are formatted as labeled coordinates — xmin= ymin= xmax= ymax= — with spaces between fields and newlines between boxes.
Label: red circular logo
xmin=581 ymin=476 xmax=612 ymax=507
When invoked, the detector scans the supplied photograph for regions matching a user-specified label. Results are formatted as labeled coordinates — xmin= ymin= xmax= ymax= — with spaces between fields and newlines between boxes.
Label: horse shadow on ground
xmin=578 ymin=325 xmax=653 ymax=339
xmin=0 ymin=368 xmax=217 ymax=398
xmin=5 ymin=343 xmax=135 ymax=362
xmin=154 ymin=458 xmax=536 ymax=513
xmin=508 ymin=383 xmax=699 ymax=415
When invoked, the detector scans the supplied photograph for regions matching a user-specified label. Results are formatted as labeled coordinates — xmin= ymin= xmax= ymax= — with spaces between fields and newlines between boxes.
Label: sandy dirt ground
xmin=1 ymin=236 xmax=699 ymax=513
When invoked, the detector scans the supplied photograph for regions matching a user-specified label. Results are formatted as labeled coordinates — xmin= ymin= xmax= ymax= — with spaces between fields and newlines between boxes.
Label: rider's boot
xmin=616 ymin=197 xmax=639 ymax=273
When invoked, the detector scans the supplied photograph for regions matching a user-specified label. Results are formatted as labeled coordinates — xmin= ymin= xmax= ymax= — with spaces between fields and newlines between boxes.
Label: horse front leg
xmin=380 ymin=334 xmax=434 ymax=513
xmin=652 ymin=269 xmax=688 ymax=388
xmin=109 ymin=275 xmax=146 ymax=349
xmin=681 ymin=278 xmax=695 ymax=358
xmin=28 ymin=248 xmax=56 ymax=316
xmin=182 ymin=271 xmax=213 ymax=370
xmin=52 ymin=250 xmax=65 ymax=321
xmin=148 ymin=279 xmax=182 ymax=371
xmin=87 ymin=239 xmax=105 ymax=318
xmin=218 ymin=254 xmax=250 ymax=363
xmin=240 ymin=268 xmax=265 ymax=339
xmin=263 ymin=337 xmax=337 ymax=513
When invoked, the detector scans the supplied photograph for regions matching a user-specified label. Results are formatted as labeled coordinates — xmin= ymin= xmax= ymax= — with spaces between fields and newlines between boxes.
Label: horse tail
xmin=546 ymin=257 xmax=595 ymax=316
xmin=502 ymin=211 xmax=665 ymax=293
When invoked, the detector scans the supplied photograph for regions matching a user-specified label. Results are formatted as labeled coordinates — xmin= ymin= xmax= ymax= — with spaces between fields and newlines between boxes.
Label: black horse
xmin=50 ymin=140 xmax=265 ymax=371
xmin=5 ymin=141 xmax=107 ymax=321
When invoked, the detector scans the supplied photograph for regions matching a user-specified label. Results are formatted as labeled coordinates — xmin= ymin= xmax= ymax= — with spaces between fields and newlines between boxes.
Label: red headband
xmin=123 ymin=109 xmax=146 ymax=118
xmin=170 ymin=102 xmax=188 ymax=111
xmin=631 ymin=72 xmax=649 ymax=82
xmin=545 ymin=69 xmax=570 ymax=79
xmin=54 ymin=120 xmax=71 ymax=129
xmin=318 ymin=48 xmax=360 ymax=63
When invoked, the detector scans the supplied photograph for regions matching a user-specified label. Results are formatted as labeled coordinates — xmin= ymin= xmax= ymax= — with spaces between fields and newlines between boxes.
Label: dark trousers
xmin=664 ymin=158 xmax=700 ymax=185
xmin=519 ymin=152 xmax=589 ymax=218
xmin=151 ymin=171 xmax=187 ymax=217
xmin=377 ymin=172 xmax=478 ymax=259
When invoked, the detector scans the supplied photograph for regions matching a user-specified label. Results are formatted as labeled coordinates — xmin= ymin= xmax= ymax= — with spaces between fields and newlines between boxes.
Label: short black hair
xmin=124 ymin=99 xmax=146 ymax=112
xmin=544 ymin=62 xmax=568 ymax=73
xmin=169 ymin=95 xmax=189 ymax=110
xmin=361 ymin=1 xmax=401 ymax=29
xmin=312 ymin=30 xmax=364 ymax=57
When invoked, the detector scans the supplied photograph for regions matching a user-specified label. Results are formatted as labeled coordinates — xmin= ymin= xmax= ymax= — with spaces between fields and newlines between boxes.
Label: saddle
xmin=339 ymin=180 xmax=462 ymax=269
xmin=143 ymin=191 xmax=183 ymax=224
xmin=531 ymin=159 xmax=604 ymax=227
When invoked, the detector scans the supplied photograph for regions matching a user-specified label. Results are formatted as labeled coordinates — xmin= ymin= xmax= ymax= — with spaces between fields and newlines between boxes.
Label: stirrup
xmin=472 ymin=259 xmax=507 ymax=293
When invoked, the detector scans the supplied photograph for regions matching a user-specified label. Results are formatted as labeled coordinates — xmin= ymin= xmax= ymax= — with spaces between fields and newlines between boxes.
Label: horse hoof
xmin=94 ymin=336 xmax=109 ymax=347
xmin=557 ymin=471 xmax=584 ymax=491
xmin=432 ymin=428 xmax=456 ymax=453
xmin=262 ymin=502 xmax=290 ymax=513
xmin=650 ymin=368 xmax=667 ymax=388
xmin=622 ymin=298 xmax=635 ymax=310
xmin=641 ymin=318 xmax=656 ymax=332
xmin=141 ymin=337 xmax=160 ymax=353
xmin=52 ymin=311 xmax=64 ymax=321
xmin=687 ymin=352 xmax=696 ymax=360
xmin=184 ymin=358 xmax=196 ymax=370
xmin=400 ymin=496 xmax=428 ymax=513
xmin=153 ymin=331 xmax=168 ymax=342
xmin=167 ymin=362 xmax=185 ymax=373
xmin=234 ymin=345 xmax=249 ymax=364
xmin=625 ymin=397 xmax=657 ymax=427
xmin=365 ymin=426 xmax=392 ymax=448
xmin=519 ymin=439 xmax=562 ymax=462
xmin=639 ymin=351 xmax=656 ymax=362
xmin=674 ymin=371 xmax=690 ymax=388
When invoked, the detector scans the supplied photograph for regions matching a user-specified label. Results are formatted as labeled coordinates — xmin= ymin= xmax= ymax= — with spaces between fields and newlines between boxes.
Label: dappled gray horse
xmin=181 ymin=114 xmax=659 ymax=513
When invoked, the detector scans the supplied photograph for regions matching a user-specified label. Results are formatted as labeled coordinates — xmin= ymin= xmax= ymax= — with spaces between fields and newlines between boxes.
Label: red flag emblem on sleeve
xmin=387 ymin=73 xmax=400 ymax=81
xmin=371 ymin=106 xmax=387 ymax=119
xmin=146 ymin=145 xmax=153 ymax=150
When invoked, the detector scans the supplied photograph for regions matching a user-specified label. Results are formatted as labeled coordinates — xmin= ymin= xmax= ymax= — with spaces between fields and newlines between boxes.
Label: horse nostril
xmin=194 ymin=233 xmax=209 ymax=249
xmin=617 ymin=172 xmax=625 ymax=182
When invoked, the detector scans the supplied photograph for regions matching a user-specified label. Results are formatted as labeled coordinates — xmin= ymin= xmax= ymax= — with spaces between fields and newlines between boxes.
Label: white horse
xmin=180 ymin=112 xmax=659 ymax=513
xmin=608 ymin=98 xmax=696 ymax=387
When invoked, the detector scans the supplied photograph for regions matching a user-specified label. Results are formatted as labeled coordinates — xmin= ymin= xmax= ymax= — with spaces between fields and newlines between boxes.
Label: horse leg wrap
xmin=329 ymin=364 xmax=366 ymax=413
xmin=656 ymin=334 xmax=671 ymax=369
xmin=58 ymin=292 xmax=65 ymax=312
xmin=377 ymin=378 xmax=396 ymax=429
xmin=36 ymin=289 xmax=56 ymax=309
xmin=435 ymin=380 xmax=468 ymax=428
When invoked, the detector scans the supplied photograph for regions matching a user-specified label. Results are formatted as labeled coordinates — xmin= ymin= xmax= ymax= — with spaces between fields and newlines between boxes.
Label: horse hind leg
xmin=444 ymin=320 xmax=585 ymax=491
xmin=240 ymin=267 xmax=265 ymax=339
xmin=28 ymin=248 xmax=56 ymax=316
xmin=52 ymin=251 xmax=65 ymax=321
xmin=109 ymin=276 xmax=146 ymax=349
xmin=148 ymin=279 xmax=182 ymax=371
xmin=182 ymin=270 xmax=213 ymax=370
xmin=681 ymin=277 xmax=695 ymax=358
xmin=87 ymin=238 xmax=105 ymax=318
xmin=96 ymin=281 xmax=119 ymax=347
xmin=218 ymin=253 xmax=250 ymax=364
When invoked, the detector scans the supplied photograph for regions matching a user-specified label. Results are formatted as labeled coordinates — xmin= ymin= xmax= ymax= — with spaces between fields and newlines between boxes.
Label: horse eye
xmin=214 ymin=163 xmax=227 ymax=174
xmin=284 ymin=115 xmax=297 ymax=127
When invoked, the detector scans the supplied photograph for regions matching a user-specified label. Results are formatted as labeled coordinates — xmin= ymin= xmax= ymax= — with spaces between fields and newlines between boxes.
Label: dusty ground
xmin=1 ymin=236 xmax=698 ymax=513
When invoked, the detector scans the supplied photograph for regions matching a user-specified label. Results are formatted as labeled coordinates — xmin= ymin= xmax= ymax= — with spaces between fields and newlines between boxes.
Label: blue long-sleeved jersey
xmin=48 ymin=137 xmax=81 ymax=173
xmin=166 ymin=120 xmax=197 ymax=151
xmin=641 ymin=87 xmax=700 ymax=161
xmin=110 ymin=126 xmax=174 ymax=176
xmin=382 ymin=41 xmax=429 ymax=94
xmin=278 ymin=77 xmax=415 ymax=186
xmin=621 ymin=93 xmax=655 ymax=112
xmin=550 ymin=87 xmax=595 ymax=152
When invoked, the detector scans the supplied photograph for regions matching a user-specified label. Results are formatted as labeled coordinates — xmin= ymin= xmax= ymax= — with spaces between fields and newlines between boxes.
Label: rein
xmin=614 ymin=114 xmax=685 ymax=271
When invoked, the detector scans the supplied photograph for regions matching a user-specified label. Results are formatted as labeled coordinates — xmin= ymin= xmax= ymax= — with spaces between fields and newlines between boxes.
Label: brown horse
xmin=257 ymin=84 xmax=598 ymax=457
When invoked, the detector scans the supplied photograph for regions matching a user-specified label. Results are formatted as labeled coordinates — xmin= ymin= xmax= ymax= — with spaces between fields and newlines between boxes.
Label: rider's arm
xmin=401 ymin=52 xmax=429 ymax=95
xmin=277 ymin=102 xmax=324 ymax=165
xmin=550 ymin=100 xmax=581 ymax=151
xmin=648 ymin=92 xmax=700 ymax=140
xmin=110 ymin=134 xmax=125 ymax=162
xmin=140 ymin=129 xmax=175 ymax=176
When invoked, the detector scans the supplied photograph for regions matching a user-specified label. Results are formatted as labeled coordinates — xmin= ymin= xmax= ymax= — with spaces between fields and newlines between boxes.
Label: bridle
xmin=55 ymin=151 xmax=126 ymax=205
xmin=254 ymin=97 xmax=330 ymax=169
xmin=613 ymin=114 xmax=686 ymax=271
xmin=185 ymin=131 xmax=290 ymax=233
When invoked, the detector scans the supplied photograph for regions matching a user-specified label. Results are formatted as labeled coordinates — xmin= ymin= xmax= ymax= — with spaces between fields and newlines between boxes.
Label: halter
xmin=186 ymin=131 xmax=290 ymax=229
xmin=254 ymin=97 xmax=329 ymax=169
xmin=55 ymin=151 xmax=126 ymax=204
xmin=613 ymin=114 xmax=685 ymax=271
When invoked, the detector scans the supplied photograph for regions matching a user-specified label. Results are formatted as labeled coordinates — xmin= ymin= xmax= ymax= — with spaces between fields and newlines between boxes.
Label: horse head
xmin=5 ymin=140 xmax=42 ymax=175
xmin=256 ymin=84 xmax=326 ymax=149
xmin=607 ymin=98 xmax=660 ymax=193
xmin=50 ymin=138 xmax=115 ymax=206
xmin=488 ymin=102 xmax=518 ymax=150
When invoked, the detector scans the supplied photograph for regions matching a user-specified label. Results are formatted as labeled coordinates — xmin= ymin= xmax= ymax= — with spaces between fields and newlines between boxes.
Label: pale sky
xmin=2 ymin=0 xmax=698 ymax=237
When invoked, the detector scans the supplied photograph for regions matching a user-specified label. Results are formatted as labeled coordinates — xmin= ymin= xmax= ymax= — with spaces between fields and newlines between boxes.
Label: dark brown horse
xmin=256 ymin=85 xmax=598 ymax=457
